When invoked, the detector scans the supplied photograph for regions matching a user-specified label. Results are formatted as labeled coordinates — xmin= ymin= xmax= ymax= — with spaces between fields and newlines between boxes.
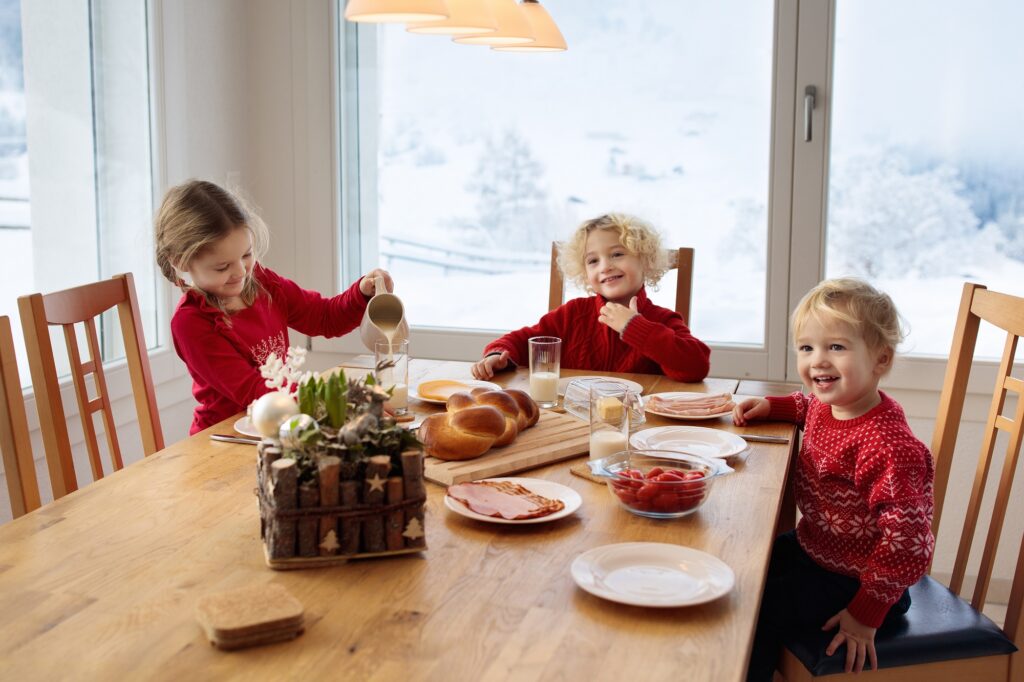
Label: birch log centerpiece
xmin=253 ymin=348 xmax=426 ymax=569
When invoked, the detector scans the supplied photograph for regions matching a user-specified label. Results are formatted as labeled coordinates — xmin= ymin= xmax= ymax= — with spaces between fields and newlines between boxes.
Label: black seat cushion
xmin=783 ymin=576 xmax=1017 ymax=676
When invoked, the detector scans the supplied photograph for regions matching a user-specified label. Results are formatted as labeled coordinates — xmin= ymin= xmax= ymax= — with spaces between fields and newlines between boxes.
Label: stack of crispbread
xmin=196 ymin=583 xmax=305 ymax=650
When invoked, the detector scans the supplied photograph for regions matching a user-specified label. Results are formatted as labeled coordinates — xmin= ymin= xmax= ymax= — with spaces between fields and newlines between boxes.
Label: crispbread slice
xmin=208 ymin=622 xmax=305 ymax=651
xmin=196 ymin=583 xmax=305 ymax=641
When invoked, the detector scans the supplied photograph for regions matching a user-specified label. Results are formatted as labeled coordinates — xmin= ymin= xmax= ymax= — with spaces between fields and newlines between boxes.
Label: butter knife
xmin=738 ymin=434 xmax=790 ymax=444
xmin=211 ymin=433 xmax=261 ymax=445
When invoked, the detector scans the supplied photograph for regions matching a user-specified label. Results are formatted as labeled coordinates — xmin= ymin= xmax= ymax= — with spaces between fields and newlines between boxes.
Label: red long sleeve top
xmin=767 ymin=391 xmax=935 ymax=627
xmin=172 ymin=265 xmax=370 ymax=435
xmin=482 ymin=288 xmax=711 ymax=382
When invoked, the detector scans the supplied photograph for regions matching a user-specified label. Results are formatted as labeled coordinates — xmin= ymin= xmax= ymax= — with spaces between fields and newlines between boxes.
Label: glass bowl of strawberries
xmin=588 ymin=449 xmax=730 ymax=519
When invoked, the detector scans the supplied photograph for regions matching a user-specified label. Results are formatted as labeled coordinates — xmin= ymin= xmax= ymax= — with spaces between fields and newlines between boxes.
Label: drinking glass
xmin=527 ymin=336 xmax=561 ymax=408
xmin=589 ymin=381 xmax=634 ymax=460
xmin=374 ymin=339 xmax=409 ymax=416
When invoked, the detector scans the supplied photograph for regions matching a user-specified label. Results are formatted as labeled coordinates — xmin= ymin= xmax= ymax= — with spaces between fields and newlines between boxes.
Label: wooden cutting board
xmin=423 ymin=410 xmax=590 ymax=486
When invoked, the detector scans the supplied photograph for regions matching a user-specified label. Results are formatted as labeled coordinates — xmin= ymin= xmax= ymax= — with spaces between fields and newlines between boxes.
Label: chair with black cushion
xmin=548 ymin=242 xmax=694 ymax=325
xmin=18 ymin=273 xmax=164 ymax=501
xmin=0 ymin=315 xmax=41 ymax=518
xmin=779 ymin=282 xmax=1023 ymax=680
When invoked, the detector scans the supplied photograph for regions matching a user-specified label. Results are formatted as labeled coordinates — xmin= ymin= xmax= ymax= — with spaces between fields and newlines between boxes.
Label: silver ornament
xmin=278 ymin=413 xmax=319 ymax=449
xmin=251 ymin=392 xmax=300 ymax=439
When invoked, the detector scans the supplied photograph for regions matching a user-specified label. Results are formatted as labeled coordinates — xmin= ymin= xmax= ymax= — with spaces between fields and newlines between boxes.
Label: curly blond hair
xmin=154 ymin=180 xmax=270 ymax=311
xmin=557 ymin=213 xmax=669 ymax=292
xmin=792 ymin=278 xmax=906 ymax=357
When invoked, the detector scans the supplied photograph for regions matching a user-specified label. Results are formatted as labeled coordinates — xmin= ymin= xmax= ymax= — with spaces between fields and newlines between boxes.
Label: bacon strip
xmin=647 ymin=392 xmax=735 ymax=417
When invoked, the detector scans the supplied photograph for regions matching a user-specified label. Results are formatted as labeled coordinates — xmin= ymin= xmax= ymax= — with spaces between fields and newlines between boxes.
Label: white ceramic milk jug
xmin=360 ymin=275 xmax=409 ymax=351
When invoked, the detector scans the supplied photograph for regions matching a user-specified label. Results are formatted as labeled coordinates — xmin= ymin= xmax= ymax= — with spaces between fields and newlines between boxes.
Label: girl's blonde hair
xmin=792 ymin=278 xmax=905 ymax=355
xmin=557 ymin=213 xmax=670 ymax=292
xmin=155 ymin=180 xmax=270 ymax=310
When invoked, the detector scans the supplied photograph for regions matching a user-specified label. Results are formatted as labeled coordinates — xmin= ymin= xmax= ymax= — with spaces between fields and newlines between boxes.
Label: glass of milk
xmin=374 ymin=339 xmax=409 ymax=416
xmin=588 ymin=381 xmax=633 ymax=460
xmin=527 ymin=336 xmax=561 ymax=408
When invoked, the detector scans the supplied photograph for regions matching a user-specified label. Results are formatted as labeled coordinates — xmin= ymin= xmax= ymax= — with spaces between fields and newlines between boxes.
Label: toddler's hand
xmin=823 ymin=609 xmax=878 ymax=674
xmin=359 ymin=268 xmax=394 ymax=297
xmin=598 ymin=297 xmax=640 ymax=334
xmin=472 ymin=351 xmax=510 ymax=380
xmin=732 ymin=397 xmax=770 ymax=426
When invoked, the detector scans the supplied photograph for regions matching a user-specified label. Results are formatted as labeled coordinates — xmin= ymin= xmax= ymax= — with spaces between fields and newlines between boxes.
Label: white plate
xmin=558 ymin=375 xmax=644 ymax=396
xmin=642 ymin=391 xmax=734 ymax=421
xmin=233 ymin=416 xmax=261 ymax=438
xmin=571 ymin=542 xmax=735 ymax=607
xmin=444 ymin=477 xmax=582 ymax=525
xmin=410 ymin=379 xmax=501 ymax=405
xmin=630 ymin=425 xmax=747 ymax=459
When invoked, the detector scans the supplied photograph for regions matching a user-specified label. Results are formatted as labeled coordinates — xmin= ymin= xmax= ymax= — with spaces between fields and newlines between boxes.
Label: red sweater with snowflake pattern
xmin=766 ymin=391 xmax=935 ymax=628
xmin=172 ymin=265 xmax=370 ymax=435
xmin=483 ymin=288 xmax=710 ymax=382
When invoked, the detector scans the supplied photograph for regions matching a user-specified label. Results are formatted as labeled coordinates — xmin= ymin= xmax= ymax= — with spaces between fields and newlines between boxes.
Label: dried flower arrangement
xmin=253 ymin=349 xmax=426 ymax=568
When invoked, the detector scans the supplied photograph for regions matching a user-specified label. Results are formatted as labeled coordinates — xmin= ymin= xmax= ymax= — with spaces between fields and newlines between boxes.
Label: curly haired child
xmin=471 ymin=213 xmax=710 ymax=382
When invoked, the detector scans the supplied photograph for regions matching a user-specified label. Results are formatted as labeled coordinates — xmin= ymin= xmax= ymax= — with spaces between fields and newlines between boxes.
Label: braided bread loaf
xmin=418 ymin=388 xmax=540 ymax=461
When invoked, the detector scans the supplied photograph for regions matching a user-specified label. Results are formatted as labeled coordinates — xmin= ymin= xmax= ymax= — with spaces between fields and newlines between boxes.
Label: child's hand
xmin=598 ymin=296 xmax=639 ymax=333
xmin=823 ymin=609 xmax=878 ymax=674
xmin=472 ymin=351 xmax=510 ymax=380
xmin=359 ymin=269 xmax=394 ymax=297
xmin=732 ymin=397 xmax=770 ymax=426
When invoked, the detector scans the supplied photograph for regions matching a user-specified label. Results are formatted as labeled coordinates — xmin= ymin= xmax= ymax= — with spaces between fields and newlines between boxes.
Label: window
xmin=344 ymin=1 xmax=779 ymax=365
xmin=0 ymin=0 xmax=155 ymax=385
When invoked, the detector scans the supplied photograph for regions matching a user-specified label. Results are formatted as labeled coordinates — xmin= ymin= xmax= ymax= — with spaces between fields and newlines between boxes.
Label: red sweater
xmin=483 ymin=288 xmax=710 ymax=382
xmin=172 ymin=265 xmax=370 ymax=434
xmin=767 ymin=391 xmax=935 ymax=627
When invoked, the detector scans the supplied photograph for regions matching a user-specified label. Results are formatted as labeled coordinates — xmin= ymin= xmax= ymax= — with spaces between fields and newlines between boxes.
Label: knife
xmin=211 ymin=433 xmax=261 ymax=445
xmin=738 ymin=434 xmax=790 ymax=444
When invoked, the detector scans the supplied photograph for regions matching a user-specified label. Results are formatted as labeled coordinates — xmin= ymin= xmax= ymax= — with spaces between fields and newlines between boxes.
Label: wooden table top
xmin=0 ymin=362 xmax=796 ymax=681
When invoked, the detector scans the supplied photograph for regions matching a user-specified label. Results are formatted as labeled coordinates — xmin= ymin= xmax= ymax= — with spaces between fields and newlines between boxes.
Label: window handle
xmin=803 ymin=85 xmax=816 ymax=142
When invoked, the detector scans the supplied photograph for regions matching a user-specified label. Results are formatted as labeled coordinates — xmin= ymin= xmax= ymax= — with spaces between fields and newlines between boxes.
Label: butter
xmin=596 ymin=396 xmax=623 ymax=421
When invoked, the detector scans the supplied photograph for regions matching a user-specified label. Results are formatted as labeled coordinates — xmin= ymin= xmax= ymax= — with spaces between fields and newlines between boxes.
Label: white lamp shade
xmin=344 ymin=0 xmax=449 ymax=23
xmin=494 ymin=1 xmax=566 ymax=51
xmin=407 ymin=0 xmax=497 ymax=35
xmin=452 ymin=0 xmax=534 ymax=46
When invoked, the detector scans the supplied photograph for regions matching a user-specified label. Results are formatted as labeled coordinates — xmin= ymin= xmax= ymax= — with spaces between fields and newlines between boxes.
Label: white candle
xmin=590 ymin=430 xmax=628 ymax=460
xmin=390 ymin=383 xmax=408 ymax=410
xmin=529 ymin=371 xmax=559 ymax=404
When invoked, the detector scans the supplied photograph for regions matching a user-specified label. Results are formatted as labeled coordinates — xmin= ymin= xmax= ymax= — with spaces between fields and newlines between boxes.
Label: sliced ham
xmin=648 ymin=392 xmax=735 ymax=417
xmin=447 ymin=481 xmax=565 ymax=520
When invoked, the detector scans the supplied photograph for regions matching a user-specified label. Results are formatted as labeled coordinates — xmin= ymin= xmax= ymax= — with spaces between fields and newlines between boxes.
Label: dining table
xmin=0 ymin=359 xmax=797 ymax=681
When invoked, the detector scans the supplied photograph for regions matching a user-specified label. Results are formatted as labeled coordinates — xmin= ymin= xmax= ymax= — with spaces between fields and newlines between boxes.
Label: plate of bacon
xmin=444 ymin=478 xmax=582 ymax=525
xmin=643 ymin=392 xmax=736 ymax=420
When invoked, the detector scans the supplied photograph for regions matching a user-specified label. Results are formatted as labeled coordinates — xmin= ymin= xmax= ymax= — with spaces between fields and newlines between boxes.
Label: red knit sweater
xmin=172 ymin=265 xmax=370 ymax=435
xmin=767 ymin=391 xmax=935 ymax=627
xmin=483 ymin=288 xmax=710 ymax=382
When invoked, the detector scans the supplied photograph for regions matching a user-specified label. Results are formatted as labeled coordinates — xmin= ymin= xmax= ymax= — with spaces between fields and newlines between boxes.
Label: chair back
xmin=930 ymin=282 xmax=1024 ymax=647
xmin=0 ymin=315 xmax=41 ymax=518
xmin=548 ymin=242 xmax=694 ymax=325
xmin=17 ymin=273 xmax=164 ymax=500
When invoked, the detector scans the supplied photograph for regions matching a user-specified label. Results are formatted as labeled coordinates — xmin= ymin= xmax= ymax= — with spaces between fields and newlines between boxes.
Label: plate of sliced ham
xmin=630 ymin=426 xmax=747 ymax=459
xmin=444 ymin=478 xmax=582 ymax=525
xmin=642 ymin=392 xmax=736 ymax=420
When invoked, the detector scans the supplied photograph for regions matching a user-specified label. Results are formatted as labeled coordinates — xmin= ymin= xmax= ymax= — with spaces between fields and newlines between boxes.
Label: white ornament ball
xmin=279 ymin=413 xmax=319 ymax=449
xmin=251 ymin=392 xmax=300 ymax=439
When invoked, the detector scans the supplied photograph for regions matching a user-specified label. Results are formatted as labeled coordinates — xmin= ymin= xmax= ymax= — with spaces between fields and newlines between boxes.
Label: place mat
xmin=196 ymin=583 xmax=305 ymax=650
xmin=569 ymin=461 xmax=605 ymax=485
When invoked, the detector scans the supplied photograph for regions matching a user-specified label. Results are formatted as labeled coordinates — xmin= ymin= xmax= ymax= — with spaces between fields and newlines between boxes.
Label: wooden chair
xmin=779 ymin=282 xmax=1022 ymax=681
xmin=0 ymin=315 xmax=41 ymax=518
xmin=18 ymin=273 xmax=164 ymax=501
xmin=548 ymin=242 xmax=695 ymax=325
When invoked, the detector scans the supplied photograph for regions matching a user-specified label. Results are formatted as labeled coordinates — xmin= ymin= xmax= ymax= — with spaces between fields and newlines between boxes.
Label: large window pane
xmin=364 ymin=1 xmax=773 ymax=345
xmin=826 ymin=0 xmax=1024 ymax=358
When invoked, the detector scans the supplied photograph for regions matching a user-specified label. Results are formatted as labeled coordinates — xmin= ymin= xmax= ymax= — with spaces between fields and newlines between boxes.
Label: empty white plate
xmin=572 ymin=542 xmax=735 ymax=607
xmin=630 ymin=426 xmax=747 ymax=459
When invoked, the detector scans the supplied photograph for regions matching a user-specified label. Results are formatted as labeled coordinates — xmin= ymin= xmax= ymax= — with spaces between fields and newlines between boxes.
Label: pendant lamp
xmin=344 ymin=0 xmax=449 ymax=23
xmin=452 ymin=0 xmax=533 ymax=46
xmin=493 ymin=0 xmax=566 ymax=52
xmin=407 ymin=0 xmax=497 ymax=35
